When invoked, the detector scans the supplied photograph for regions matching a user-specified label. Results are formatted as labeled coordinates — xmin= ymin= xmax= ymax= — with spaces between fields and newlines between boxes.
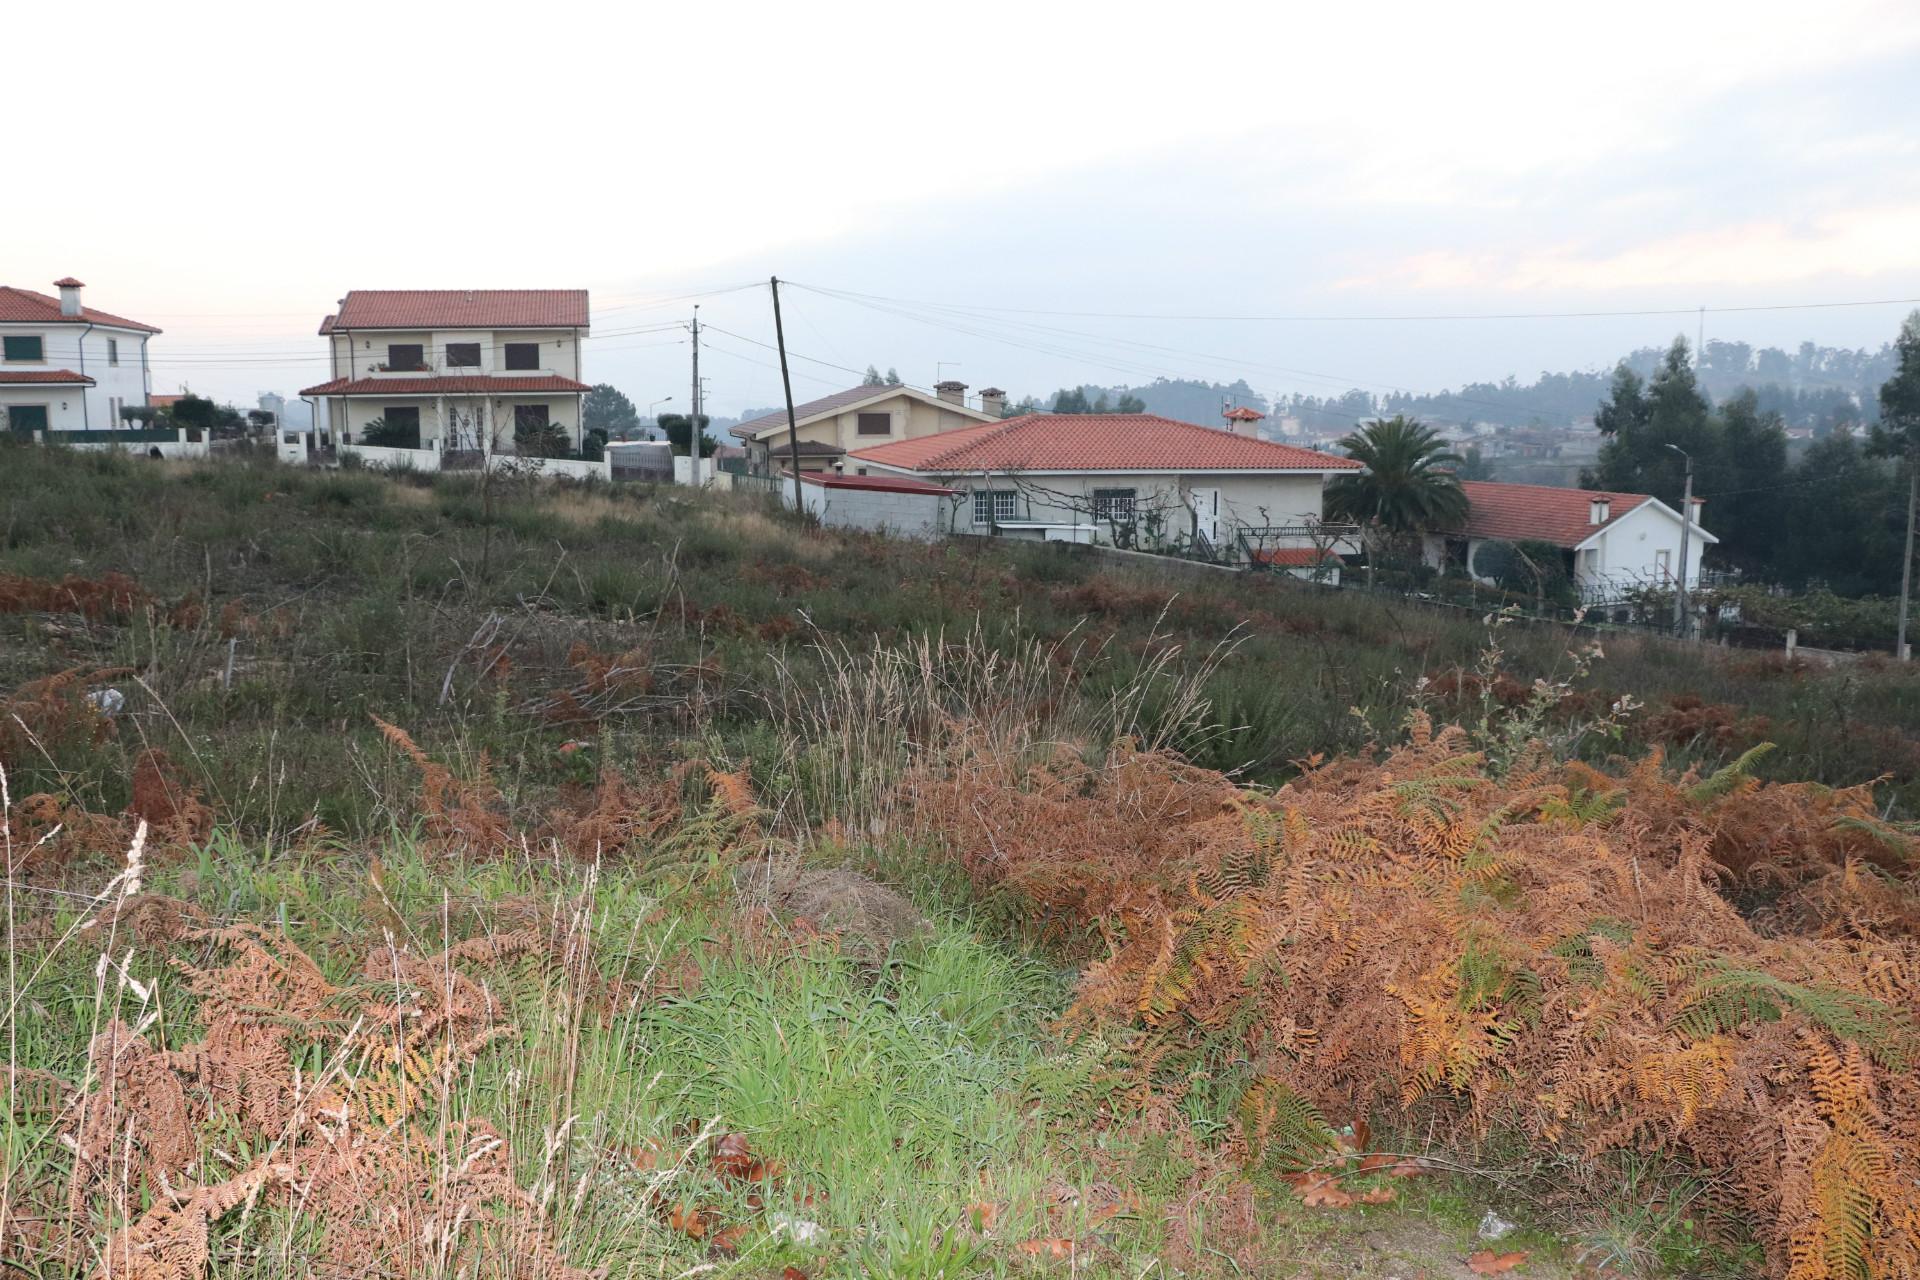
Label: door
xmin=1190 ymin=487 xmax=1220 ymax=547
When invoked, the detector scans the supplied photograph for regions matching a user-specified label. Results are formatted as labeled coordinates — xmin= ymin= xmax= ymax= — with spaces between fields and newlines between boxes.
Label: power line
xmin=789 ymin=282 xmax=1920 ymax=324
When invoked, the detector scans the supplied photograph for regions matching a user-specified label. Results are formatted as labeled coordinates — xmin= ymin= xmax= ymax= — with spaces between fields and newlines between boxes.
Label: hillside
xmin=4 ymin=445 xmax=1919 ymax=1279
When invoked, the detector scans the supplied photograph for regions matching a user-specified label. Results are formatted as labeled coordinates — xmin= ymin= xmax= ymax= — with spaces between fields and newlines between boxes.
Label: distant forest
xmin=1027 ymin=339 xmax=1900 ymax=434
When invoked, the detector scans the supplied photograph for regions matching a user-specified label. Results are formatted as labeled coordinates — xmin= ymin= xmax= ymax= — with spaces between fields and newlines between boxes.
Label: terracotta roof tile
xmin=297 ymin=374 xmax=590 ymax=396
xmin=0 ymin=286 xmax=161 ymax=333
xmin=849 ymin=414 xmax=1360 ymax=474
xmin=1251 ymin=547 xmax=1342 ymax=567
xmin=325 ymin=290 xmax=589 ymax=331
xmin=1453 ymin=481 xmax=1652 ymax=548
xmin=0 ymin=369 xmax=95 ymax=386
xmin=799 ymin=471 xmax=957 ymax=496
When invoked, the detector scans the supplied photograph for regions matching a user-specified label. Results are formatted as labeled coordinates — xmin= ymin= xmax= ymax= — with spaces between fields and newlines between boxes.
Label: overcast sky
xmin=10 ymin=0 xmax=1920 ymax=415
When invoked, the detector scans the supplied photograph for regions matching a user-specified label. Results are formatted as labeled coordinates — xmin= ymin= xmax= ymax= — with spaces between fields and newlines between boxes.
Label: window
xmin=972 ymin=489 xmax=1017 ymax=525
xmin=108 ymin=338 xmax=120 ymax=366
xmin=5 ymin=404 xmax=50 ymax=434
xmin=503 ymin=342 xmax=540 ymax=371
xmin=514 ymin=404 xmax=551 ymax=431
xmin=361 ymin=405 xmax=422 ymax=448
xmin=445 ymin=342 xmax=481 ymax=368
xmin=1092 ymin=488 xmax=1137 ymax=522
xmin=386 ymin=344 xmax=425 ymax=371
xmin=856 ymin=411 xmax=891 ymax=436
xmin=3 ymin=336 xmax=44 ymax=362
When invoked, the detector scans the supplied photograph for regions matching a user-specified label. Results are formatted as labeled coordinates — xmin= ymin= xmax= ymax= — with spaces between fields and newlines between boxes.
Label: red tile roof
xmin=0 ymin=286 xmax=162 ymax=333
xmin=1223 ymin=406 xmax=1265 ymax=421
xmin=297 ymin=375 xmax=590 ymax=396
xmin=52 ymin=276 xmax=85 ymax=288
xmin=323 ymin=290 xmax=589 ymax=332
xmin=1251 ymin=547 xmax=1342 ymax=567
xmin=0 ymin=369 xmax=95 ymax=386
xmin=799 ymin=471 xmax=958 ymax=496
xmin=849 ymin=414 xmax=1361 ymax=474
xmin=1453 ymin=481 xmax=1652 ymax=548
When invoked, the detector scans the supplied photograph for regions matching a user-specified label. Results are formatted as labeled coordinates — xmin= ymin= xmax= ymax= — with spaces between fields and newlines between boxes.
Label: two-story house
xmin=0 ymin=279 xmax=159 ymax=437
xmin=299 ymin=289 xmax=591 ymax=462
xmin=729 ymin=380 xmax=1002 ymax=475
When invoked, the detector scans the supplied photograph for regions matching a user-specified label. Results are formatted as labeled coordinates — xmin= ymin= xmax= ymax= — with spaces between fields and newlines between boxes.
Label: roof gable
xmin=848 ymin=414 xmax=1362 ymax=474
xmin=1453 ymin=481 xmax=1715 ymax=548
xmin=327 ymin=289 xmax=589 ymax=331
xmin=0 ymin=286 xmax=161 ymax=334
xmin=730 ymin=384 xmax=996 ymax=440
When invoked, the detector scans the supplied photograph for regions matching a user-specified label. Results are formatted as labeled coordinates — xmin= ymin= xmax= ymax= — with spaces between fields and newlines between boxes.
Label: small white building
xmin=301 ymin=289 xmax=593 ymax=467
xmin=781 ymin=471 xmax=958 ymax=539
xmin=0 ymin=278 xmax=159 ymax=437
xmin=846 ymin=412 xmax=1361 ymax=563
xmin=1421 ymin=480 xmax=1717 ymax=606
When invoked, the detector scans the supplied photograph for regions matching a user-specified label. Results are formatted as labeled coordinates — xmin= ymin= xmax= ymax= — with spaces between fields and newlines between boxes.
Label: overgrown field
xmin=5 ymin=446 xmax=1920 ymax=1279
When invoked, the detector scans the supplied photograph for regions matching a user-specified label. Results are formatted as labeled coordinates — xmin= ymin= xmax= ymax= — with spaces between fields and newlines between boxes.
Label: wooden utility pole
xmin=1899 ymin=454 xmax=1916 ymax=660
xmin=688 ymin=306 xmax=701 ymax=488
xmin=770 ymin=277 xmax=803 ymax=512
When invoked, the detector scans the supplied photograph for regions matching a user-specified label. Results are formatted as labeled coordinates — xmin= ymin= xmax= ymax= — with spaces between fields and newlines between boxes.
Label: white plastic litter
xmin=1477 ymin=1210 xmax=1517 ymax=1241
xmin=769 ymin=1213 xmax=826 ymax=1246
xmin=87 ymin=688 xmax=126 ymax=718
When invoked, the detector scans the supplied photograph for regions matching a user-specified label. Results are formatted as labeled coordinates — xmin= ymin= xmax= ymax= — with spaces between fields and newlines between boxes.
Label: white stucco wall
xmin=0 ymin=322 xmax=152 ymax=428
xmin=786 ymin=482 xmax=952 ymax=539
xmin=918 ymin=470 xmax=1332 ymax=555
xmin=337 ymin=392 xmax=582 ymax=450
xmin=744 ymin=391 xmax=991 ymax=469
xmin=328 ymin=328 xmax=582 ymax=379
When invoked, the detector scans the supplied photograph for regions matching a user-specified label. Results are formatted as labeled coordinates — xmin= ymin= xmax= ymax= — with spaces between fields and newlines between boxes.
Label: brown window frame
xmin=503 ymin=342 xmax=540 ymax=371
xmin=855 ymin=411 xmax=891 ymax=436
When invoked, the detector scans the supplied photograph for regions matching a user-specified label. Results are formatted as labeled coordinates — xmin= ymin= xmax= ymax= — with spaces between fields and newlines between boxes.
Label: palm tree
xmin=1326 ymin=415 xmax=1469 ymax=534
xmin=1325 ymin=416 xmax=1469 ymax=583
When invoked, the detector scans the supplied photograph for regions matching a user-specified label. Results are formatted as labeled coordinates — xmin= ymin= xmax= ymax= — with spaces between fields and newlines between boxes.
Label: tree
xmin=166 ymin=394 xmax=243 ymax=435
xmin=1870 ymin=310 xmax=1920 ymax=656
xmin=1324 ymin=415 xmax=1469 ymax=536
xmin=514 ymin=418 xmax=570 ymax=458
xmin=582 ymin=384 xmax=641 ymax=437
xmin=1458 ymin=445 xmax=1495 ymax=481
xmin=862 ymin=365 xmax=886 ymax=386
xmin=1590 ymin=338 xmax=1715 ymax=506
xmin=886 ymin=366 xmax=900 ymax=385
xmin=659 ymin=412 xmax=716 ymax=457
xmin=360 ymin=416 xmax=421 ymax=449
xmin=1051 ymin=388 xmax=1091 ymax=414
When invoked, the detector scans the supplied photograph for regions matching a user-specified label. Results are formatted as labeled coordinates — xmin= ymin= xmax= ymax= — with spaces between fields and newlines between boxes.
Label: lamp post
xmin=1667 ymin=443 xmax=1694 ymax=638
xmin=647 ymin=397 xmax=673 ymax=441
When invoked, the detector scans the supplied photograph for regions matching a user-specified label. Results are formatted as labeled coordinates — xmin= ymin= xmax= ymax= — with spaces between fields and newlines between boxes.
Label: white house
xmin=845 ymin=413 xmax=1361 ymax=564
xmin=300 ymin=289 xmax=593 ymax=467
xmin=1421 ymin=480 xmax=1717 ymax=606
xmin=0 ymin=279 xmax=159 ymax=438
xmin=729 ymin=380 xmax=1001 ymax=476
xmin=782 ymin=471 xmax=959 ymax=539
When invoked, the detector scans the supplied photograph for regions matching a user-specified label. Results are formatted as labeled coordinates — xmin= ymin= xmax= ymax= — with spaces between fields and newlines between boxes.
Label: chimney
xmin=1589 ymin=497 xmax=1611 ymax=525
xmin=979 ymin=386 xmax=1006 ymax=417
xmin=1688 ymin=497 xmax=1706 ymax=528
xmin=1223 ymin=405 xmax=1266 ymax=438
xmin=934 ymin=379 xmax=967 ymax=406
xmin=54 ymin=277 xmax=85 ymax=317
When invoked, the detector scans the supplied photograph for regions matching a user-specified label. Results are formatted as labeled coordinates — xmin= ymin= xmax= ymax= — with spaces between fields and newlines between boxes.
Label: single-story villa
xmin=844 ymin=412 xmax=1359 ymax=563
xmin=1421 ymin=480 xmax=1716 ymax=606
xmin=729 ymin=381 xmax=1001 ymax=475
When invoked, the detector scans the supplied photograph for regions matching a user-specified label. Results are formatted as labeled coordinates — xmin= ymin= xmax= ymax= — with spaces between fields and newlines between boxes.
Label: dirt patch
xmin=734 ymin=862 xmax=929 ymax=955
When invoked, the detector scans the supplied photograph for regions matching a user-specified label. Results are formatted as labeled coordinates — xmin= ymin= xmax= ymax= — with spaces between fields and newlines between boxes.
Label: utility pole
xmin=688 ymin=307 xmax=701 ymax=488
xmin=1898 ymin=449 xmax=1916 ymax=660
xmin=1668 ymin=443 xmax=1693 ymax=638
xmin=770 ymin=277 xmax=803 ymax=512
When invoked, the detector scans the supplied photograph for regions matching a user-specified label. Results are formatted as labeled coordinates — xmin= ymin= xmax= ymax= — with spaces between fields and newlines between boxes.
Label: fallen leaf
xmin=1016 ymin=1238 xmax=1077 ymax=1260
xmin=782 ymin=1269 xmax=809 ymax=1280
xmin=1468 ymin=1250 xmax=1529 ymax=1274
xmin=667 ymin=1202 xmax=713 ymax=1240
xmin=966 ymin=1201 xmax=1001 ymax=1232
xmin=626 ymin=1137 xmax=668 ymax=1171
xmin=1352 ymin=1117 xmax=1372 ymax=1152
xmin=1358 ymin=1153 xmax=1396 ymax=1173
xmin=1296 ymin=1178 xmax=1355 ymax=1209
xmin=1388 ymin=1159 xmax=1428 ymax=1178
xmin=713 ymin=1132 xmax=758 ymax=1180
xmin=710 ymin=1223 xmax=748 ymax=1254
xmin=1359 ymin=1186 xmax=1396 ymax=1205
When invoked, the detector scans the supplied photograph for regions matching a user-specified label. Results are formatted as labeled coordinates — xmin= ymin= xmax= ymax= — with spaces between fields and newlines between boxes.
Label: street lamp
xmin=1666 ymin=443 xmax=1694 ymax=637
xmin=647 ymin=397 xmax=673 ymax=440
